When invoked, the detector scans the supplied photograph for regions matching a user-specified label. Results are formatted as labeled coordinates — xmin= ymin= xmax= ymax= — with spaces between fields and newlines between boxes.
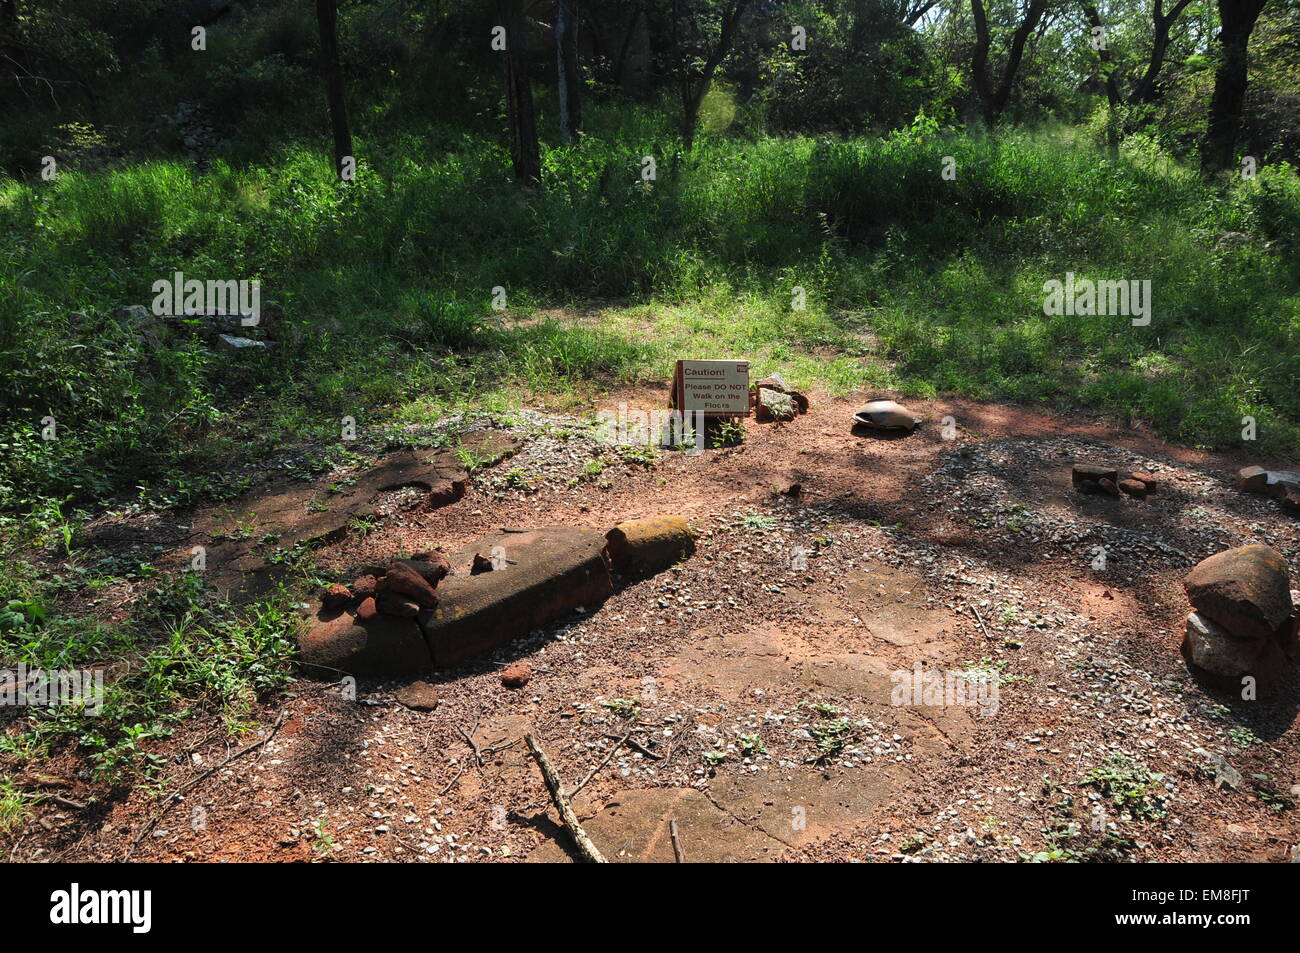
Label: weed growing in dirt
xmin=1080 ymin=754 xmax=1169 ymax=821
xmin=731 ymin=509 xmax=777 ymax=533
xmin=1 ymin=574 xmax=299 ymax=782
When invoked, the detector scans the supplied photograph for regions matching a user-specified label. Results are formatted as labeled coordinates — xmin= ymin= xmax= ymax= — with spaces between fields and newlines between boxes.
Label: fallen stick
xmin=570 ymin=723 xmax=637 ymax=798
xmin=124 ymin=713 xmax=285 ymax=861
xmin=669 ymin=819 xmax=686 ymax=863
xmin=969 ymin=602 xmax=992 ymax=640
xmin=524 ymin=732 xmax=606 ymax=863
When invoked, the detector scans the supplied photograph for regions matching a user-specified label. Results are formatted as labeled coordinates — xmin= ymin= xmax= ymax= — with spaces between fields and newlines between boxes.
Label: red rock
xmin=1236 ymin=465 xmax=1269 ymax=493
xmin=1072 ymin=463 xmax=1117 ymax=488
xmin=379 ymin=562 xmax=439 ymax=609
xmin=1183 ymin=544 xmax=1293 ymax=642
xmin=298 ymin=611 xmax=431 ymax=678
xmin=1118 ymin=478 xmax=1149 ymax=498
xmin=501 ymin=662 xmax=532 ymax=688
xmin=1281 ymin=485 xmax=1300 ymax=516
xmin=423 ymin=526 xmax=613 ymax=667
xmin=1097 ymin=477 xmax=1120 ymax=497
xmin=397 ymin=555 xmax=450 ymax=585
xmin=352 ymin=574 xmax=379 ymax=599
xmin=377 ymin=591 xmax=420 ymax=618
xmin=1128 ymin=471 xmax=1157 ymax=490
xmin=471 ymin=552 xmax=495 ymax=574
xmin=356 ymin=596 xmax=379 ymax=621
xmin=321 ymin=583 xmax=353 ymax=609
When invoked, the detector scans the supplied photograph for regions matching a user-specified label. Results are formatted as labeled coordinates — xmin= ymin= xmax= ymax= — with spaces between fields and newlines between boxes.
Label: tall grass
xmin=1 ymin=119 xmax=1298 ymax=511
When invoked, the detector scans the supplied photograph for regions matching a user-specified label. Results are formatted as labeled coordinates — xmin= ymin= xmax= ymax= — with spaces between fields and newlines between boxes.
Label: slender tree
xmin=1202 ymin=0 xmax=1269 ymax=172
xmin=499 ymin=0 xmax=541 ymax=183
xmin=556 ymin=0 xmax=583 ymax=144
xmin=315 ymin=0 xmax=353 ymax=181
xmin=673 ymin=0 xmax=753 ymax=149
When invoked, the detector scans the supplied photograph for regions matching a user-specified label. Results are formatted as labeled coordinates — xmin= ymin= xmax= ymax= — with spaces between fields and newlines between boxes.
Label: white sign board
xmin=674 ymin=360 xmax=750 ymax=416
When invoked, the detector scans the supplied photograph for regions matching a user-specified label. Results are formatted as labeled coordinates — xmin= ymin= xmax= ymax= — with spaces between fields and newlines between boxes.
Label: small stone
xmin=380 ymin=562 xmax=439 ymax=610
xmin=471 ymin=553 xmax=495 ymax=574
xmin=501 ymin=662 xmax=532 ymax=689
xmin=394 ymin=681 xmax=440 ymax=712
xmin=321 ymin=584 xmax=353 ymax=609
xmin=356 ymin=597 xmax=379 ymax=622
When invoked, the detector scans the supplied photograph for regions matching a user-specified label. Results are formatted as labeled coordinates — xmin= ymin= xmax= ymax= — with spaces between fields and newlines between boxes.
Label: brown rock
xmin=1118 ymin=478 xmax=1149 ymax=498
xmin=356 ymin=596 xmax=379 ymax=621
xmin=605 ymin=516 xmax=695 ymax=578
xmin=1097 ymin=477 xmax=1120 ymax=497
xmin=1183 ymin=544 xmax=1293 ymax=642
xmin=376 ymin=591 xmax=420 ymax=619
xmin=352 ymin=574 xmax=379 ymax=600
xmin=397 ymin=554 xmax=450 ymax=585
xmin=1236 ymin=465 xmax=1269 ymax=493
xmin=298 ymin=612 xmax=431 ymax=678
xmin=394 ymin=680 xmax=440 ymax=711
xmin=501 ymin=662 xmax=532 ymax=688
xmin=471 ymin=552 xmax=495 ymax=574
xmin=423 ymin=526 xmax=612 ymax=667
xmin=379 ymin=561 xmax=439 ymax=609
xmin=1281 ymin=485 xmax=1300 ymax=516
xmin=321 ymin=583 xmax=353 ymax=609
xmin=1072 ymin=463 xmax=1117 ymax=489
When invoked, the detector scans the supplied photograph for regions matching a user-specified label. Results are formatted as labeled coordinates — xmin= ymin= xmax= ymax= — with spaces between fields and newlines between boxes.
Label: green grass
xmin=4 ymin=122 xmax=1298 ymax=525
xmin=0 ymin=571 xmax=300 ymax=783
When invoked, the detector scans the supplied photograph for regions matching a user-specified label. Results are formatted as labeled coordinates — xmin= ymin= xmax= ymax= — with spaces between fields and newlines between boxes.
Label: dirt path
xmin=15 ymin=394 xmax=1300 ymax=862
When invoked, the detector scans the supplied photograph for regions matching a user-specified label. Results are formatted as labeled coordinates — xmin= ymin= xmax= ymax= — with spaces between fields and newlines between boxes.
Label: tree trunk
xmin=500 ymin=0 xmax=541 ymax=183
xmin=315 ymin=0 xmax=353 ymax=181
xmin=970 ymin=0 xmax=995 ymax=124
xmin=972 ymin=0 xmax=1046 ymax=126
xmin=1129 ymin=0 xmax=1194 ymax=106
xmin=679 ymin=0 xmax=750 ymax=149
xmin=1201 ymin=0 xmax=1268 ymax=173
xmin=556 ymin=0 xmax=582 ymax=144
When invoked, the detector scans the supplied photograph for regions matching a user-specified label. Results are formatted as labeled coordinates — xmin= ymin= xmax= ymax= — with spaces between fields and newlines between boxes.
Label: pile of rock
xmin=1236 ymin=466 xmax=1300 ymax=517
xmin=321 ymin=553 xmax=450 ymax=621
xmin=1071 ymin=462 xmax=1156 ymax=499
xmin=1181 ymin=544 xmax=1298 ymax=683
xmin=751 ymin=372 xmax=809 ymax=423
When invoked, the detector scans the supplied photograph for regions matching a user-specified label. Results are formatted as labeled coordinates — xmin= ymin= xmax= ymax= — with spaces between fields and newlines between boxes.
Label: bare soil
xmin=9 ymin=393 xmax=1300 ymax=863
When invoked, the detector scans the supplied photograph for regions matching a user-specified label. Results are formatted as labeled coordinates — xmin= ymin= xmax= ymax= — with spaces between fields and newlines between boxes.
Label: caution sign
xmin=672 ymin=360 xmax=750 ymax=416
